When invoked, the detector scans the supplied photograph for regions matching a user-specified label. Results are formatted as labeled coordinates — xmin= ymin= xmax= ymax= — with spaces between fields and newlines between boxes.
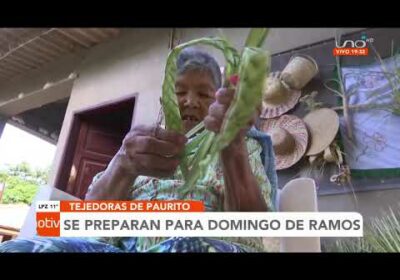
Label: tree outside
xmin=0 ymin=162 xmax=50 ymax=205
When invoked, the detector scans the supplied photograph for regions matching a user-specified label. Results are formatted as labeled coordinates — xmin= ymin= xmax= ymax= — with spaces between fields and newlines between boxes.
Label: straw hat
xmin=260 ymin=72 xmax=301 ymax=119
xmin=280 ymin=54 xmax=319 ymax=90
xmin=303 ymin=108 xmax=340 ymax=156
xmin=258 ymin=114 xmax=309 ymax=170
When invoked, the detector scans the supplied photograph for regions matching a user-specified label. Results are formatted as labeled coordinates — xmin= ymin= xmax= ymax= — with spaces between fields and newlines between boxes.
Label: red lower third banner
xmin=60 ymin=200 xmax=205 ymax=212
xmin=36 ymin=200 xmax=205 ymax=237
xmin=333 ymin=48 xmax=369 ymax=56
xmin=36 ymin=212 xmax=60 ymax=237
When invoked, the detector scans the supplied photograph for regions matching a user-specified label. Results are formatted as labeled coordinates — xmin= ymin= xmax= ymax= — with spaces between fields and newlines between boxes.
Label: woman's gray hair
xmin=176 ymin=48 xmax=222 ymax=89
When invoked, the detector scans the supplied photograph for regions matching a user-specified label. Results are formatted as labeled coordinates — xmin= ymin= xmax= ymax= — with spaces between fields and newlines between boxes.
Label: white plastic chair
xmin=277 ymin=178 xmax=321 ymax=252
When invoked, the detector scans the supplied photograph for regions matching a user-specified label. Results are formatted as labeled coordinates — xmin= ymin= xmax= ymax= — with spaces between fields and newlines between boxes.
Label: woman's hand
xmin=204 ymin=86 xmax=260 ymax=154
xmin=117 ymin=124 xmax=187 ymax=178
xmin=85 ymin=125 xmax=187 ymax=201
xmin=203 ymin=79 xmax=267 ymax=212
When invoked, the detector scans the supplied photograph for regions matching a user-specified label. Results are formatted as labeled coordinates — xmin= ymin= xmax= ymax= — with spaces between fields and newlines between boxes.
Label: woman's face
xmin=175 ymin=69 xmax=217 ymax=133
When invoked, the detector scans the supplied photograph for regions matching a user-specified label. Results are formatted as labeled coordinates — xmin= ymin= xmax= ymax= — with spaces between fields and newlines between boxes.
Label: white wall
xmin=178 ymin=28 xmax=364 ymax=55
xmin=319 ymin=188 xmax=400 ymax=222
xmin=48 ymin=29 xmax=171 ymax=185
xmin=319 ymin=188 xmax=400 ymax=248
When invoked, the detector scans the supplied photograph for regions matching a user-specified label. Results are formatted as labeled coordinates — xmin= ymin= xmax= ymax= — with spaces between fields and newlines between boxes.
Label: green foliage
xmin=0 ymin=162 xmax=49 ymax=205
xmin=326 ymin=207 xmax=400 ymax=253
xmin=0 ymin=174 xmax=39 ymax=205
xmin=6 ymin=161 xmax=49 ymax=185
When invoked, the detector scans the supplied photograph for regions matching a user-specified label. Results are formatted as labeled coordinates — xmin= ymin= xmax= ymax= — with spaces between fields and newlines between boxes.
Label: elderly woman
xmin=0 ymin=48 xmax=277 ymax=253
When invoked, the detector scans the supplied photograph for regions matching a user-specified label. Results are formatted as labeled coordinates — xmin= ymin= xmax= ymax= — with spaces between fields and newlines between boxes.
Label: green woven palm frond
xmin=215 ymin=47 xmax=270 ymax=151
xmin=161 ymin=37 xmax=240 ymax=180
xmin=244 ymin=28 xmax=270 ymax=48
xmin=179 ymin=32 xmax=271 ymax=196
xmin=160 ymin=28 xmax=270 ymax=196
xmin=185 ymin=129 xmax=208 ymax=159
xmin=185 ymin=121 xmax=205 ymax=139
xmin=179 ymin=47 xmax=270 ymax=196
xmin=180 ymin=131 xmax=216 ymax=194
